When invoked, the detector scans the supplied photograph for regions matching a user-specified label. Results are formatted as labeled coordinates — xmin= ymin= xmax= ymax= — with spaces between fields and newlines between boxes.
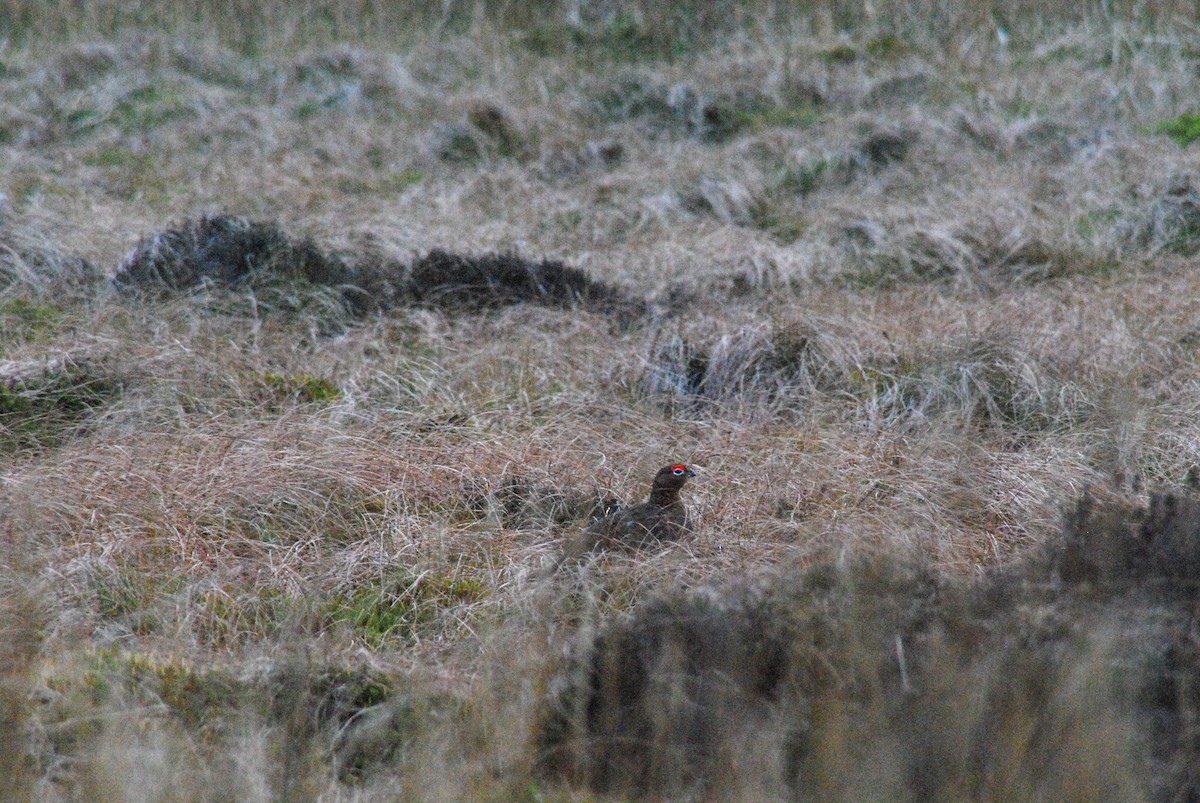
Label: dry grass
xmin=5 ymin=0 xmax=1200 ymax=798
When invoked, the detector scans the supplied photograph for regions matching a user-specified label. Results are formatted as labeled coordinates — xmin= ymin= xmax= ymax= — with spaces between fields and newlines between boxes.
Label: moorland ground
xmin=4 ymin=1 xmax=1200 ymax=799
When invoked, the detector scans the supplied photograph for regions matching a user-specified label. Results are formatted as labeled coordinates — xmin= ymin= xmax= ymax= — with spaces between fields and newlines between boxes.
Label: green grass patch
xmin=113 ymin=84 xmax=192 ymax=130
xmin=326 ymin=574 xmax=486 ymax=648
xmin=81 ymin=143 xmax=183 ymax=204
xmin=773 ymin=157 xmax=832 ymax=197
xmin=194 ymin=586 xmax=293 ymax=647
xmin=819 ymin=35 xmax=907 ymax=63
xmin=94 ymin=571 xmax=148 ymax=621
xmin=738 ymin=157 xmax=830 ymax=242
xmin=43 ymin=649 xmax=253 ymax=745
xmin=66 ymin=85 xmax=192 ymax=139
xmin=737 ymin=104 xmax=822 ymax=130
xmin=82 ymin=144 xmax=148 ymax=169
xmin=90 ymin=562 xmax=191 ymax=632
xmin=819 ymin=43 xmax=860 ymax=64
xmin=865 ymin=34 xmax=905 ymax=58
xmin=1074 ymin=206 xmax=1123 ymax=240
xmin=838 ymin=230 xmax=1118 ymax=290
xmin=693 ymin=92 xmax=822 ymax=143
xmin=0 ymin=298 xmax=65 ymax=344
xmin=747 ymin=198 xmax=807 ymax=244
xmin=385 ymin=167 xmax=423 ymax=192
xmin=47 ymin=649 xmax=400 ymax=747
xmin=1036 ymin=42 xmax=1088 ymax=63
xmin=329 ymin=168 xmax=422 ymax=197
xmin=294 ymin=91 xmax=347 ymax=119
xmin=540 ymin=209 xmax=583 ymax=235
xmin=1154 ymin=112 xmax=1200 ymax=146
xmin=307 ymin=665 xmax=393 ymax=718
xmin=258 ymin=371 xmax=341 ymax=403
xmin=123 ymin=653 xmax=248 ymax=733
xmin=65 ymin=108 xmax=102 ymax=135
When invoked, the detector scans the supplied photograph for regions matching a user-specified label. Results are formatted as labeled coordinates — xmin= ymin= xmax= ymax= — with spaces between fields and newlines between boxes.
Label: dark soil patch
xmin=113 ymin=214 xmax=353 ymax=293
xmin=403 ymin=249 xmax=642 ymax=320
xmin=112 ymin=216 xmax=644 ymax=324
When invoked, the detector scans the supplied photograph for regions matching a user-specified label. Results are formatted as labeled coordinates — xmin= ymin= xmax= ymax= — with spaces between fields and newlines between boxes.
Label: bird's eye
xmin=672 ymin=466 xmax=686 ymax=476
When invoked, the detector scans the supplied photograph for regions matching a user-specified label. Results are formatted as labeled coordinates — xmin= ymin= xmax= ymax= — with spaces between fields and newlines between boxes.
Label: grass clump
xmin=859 ymin=338 xmax=1092 ymax=435
xmin=730 ymin=129 xmax=916 ymax=244
xmin=434 ymin=103 xmax=531 ymax=164
xmin=587 ymin=71 xmax=682 ymax=126
xmin=462 ymin=473 xmax=621 ymax=530
xmin=42 ymin=650 xmax=252 ymax=759
xmin=0 ymin=585 xmax=45 ymax=801
xmin=520 ymin=12 xmax=705 ymax=63
xmin=839 ymin=215 xmax=1114 ymax=289
xmin=110 ymin=83 xmax=192 ymax=132
xmin=773 ymin=157 xmax=834 ymax=197
xmin=1122 ymin=174 xmax=1200 ymax=256
xmin=643 ymin=323 xmax=1089 ymax=437
xmin=38 ymin=649 xmax=409 ymax=796
xmin=117 ymin=652 xmax=247 ymax=734
xmin=643 ymin=320 xmax=865 ymax=414
xmin=273 ymin=663 xmax=397 ymax=733
xmin=112 ymin=218 xmax=643 ymax=324
xmin=91 ymin=565 xmax=173 ymax=627
xmin=692 ymin=89 xmax=822 ymax=143
xmin=587 ymin=72 xmax=820 ymax=143
xmin=0 ymin=224 xmax=99 ymax=297
xmin=818 ymin=34 xmax=907 ymax=64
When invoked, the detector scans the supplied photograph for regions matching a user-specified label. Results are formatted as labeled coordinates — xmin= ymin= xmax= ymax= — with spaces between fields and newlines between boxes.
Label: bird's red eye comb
xmin=671 ymin=464 xmax=688 ymax=475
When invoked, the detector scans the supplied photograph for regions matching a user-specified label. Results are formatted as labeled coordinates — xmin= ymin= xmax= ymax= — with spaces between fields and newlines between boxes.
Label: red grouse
xmin=564 ymin=463 xmax=698 ymax=559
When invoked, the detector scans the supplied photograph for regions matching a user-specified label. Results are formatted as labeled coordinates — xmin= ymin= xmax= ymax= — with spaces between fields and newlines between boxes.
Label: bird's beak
xmin=688 ymin=468 xmax=697 ymax=477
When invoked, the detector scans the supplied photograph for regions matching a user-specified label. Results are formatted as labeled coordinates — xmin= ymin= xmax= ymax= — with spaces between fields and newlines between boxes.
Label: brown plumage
xmin=562 ymin=464 xmax=697 ymax=561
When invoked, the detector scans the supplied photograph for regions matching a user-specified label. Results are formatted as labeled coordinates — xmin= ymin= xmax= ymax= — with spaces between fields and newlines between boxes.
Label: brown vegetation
xmin=3 ymin=0 xmax=1200 ymax=798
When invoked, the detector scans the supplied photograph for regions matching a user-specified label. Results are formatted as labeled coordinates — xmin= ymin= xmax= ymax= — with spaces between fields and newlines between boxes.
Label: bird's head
xmin=653 ymin=463 xmax=697 ymax=491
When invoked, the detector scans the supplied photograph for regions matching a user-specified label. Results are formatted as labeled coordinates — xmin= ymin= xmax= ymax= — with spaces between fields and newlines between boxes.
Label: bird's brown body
xmin=564 ymin=464 xmax=697 ymax=558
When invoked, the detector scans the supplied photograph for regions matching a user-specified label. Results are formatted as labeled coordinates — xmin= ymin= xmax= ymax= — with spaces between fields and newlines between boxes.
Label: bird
xmin=560 ymin=463 xmax=698 ymax=561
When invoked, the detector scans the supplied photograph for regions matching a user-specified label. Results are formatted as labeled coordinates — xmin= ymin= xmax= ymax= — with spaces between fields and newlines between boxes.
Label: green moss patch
xmin=0 ymin=361 xmax=121 ymax=450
